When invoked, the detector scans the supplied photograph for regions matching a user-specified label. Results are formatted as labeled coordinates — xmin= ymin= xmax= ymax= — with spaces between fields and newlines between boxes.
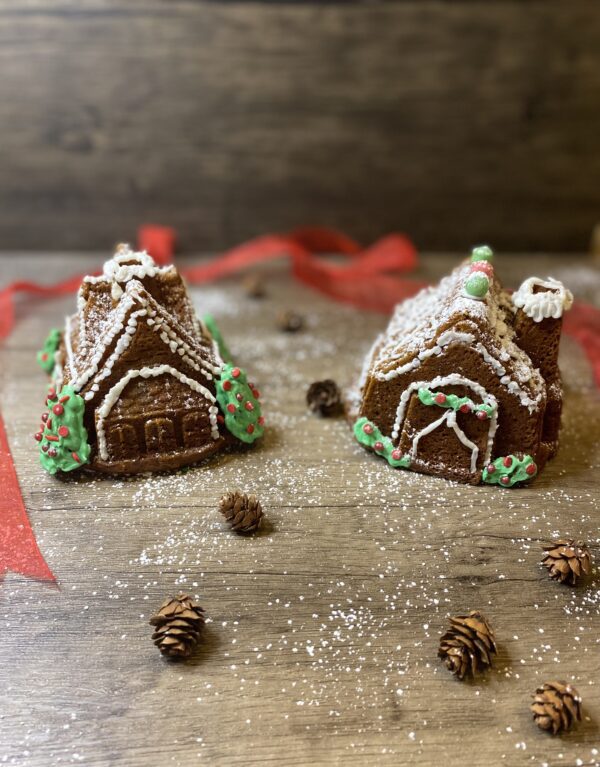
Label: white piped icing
xmin=85 ymin=244 xmax=175 ymax=301
xmin=96 ymin=365 xmax=220 ymax=461
xmin=411 ymin=409 xmax=480 ymax=474
xmin=512 ymin=277 xmax=573 ymax=322
xmin=391 ymin=374 xmax=499 ymax=468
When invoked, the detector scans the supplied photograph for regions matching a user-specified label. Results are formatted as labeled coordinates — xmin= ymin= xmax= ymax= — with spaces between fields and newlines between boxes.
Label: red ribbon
xmin=1 ymin=224 xmax=599 ymax=584
xmin=0 ymin=414 xmax=55 ymax=582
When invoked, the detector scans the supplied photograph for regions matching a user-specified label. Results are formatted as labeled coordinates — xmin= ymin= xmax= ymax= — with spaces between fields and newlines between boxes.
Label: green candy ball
xmin=470 ymin=245 xmax=494 ymax=262
xmin=465 ymin=273 xmax=489 ymax=298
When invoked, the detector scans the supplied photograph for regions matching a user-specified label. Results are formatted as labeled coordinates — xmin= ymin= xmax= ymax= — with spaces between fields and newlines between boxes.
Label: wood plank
xmin=0 ymin=2 xmax=599 ymax=251
xmin=0 ymin=252 xmax=599 ymax=766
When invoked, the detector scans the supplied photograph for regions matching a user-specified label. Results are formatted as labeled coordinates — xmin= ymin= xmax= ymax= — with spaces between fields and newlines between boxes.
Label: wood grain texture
xmin=1 ymin=252 xmax=599 ymax=766
xmin=0 ymin=1 xmax=599 ymax=252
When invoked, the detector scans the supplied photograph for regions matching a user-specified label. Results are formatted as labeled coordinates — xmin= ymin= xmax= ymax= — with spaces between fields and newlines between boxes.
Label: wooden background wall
xmin=0 ymin=0 xmax=599 ymax=253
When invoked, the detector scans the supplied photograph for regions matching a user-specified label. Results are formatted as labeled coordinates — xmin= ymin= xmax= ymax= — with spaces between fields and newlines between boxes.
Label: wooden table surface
xmin=1 ymin=252 xmax=599 ymax=767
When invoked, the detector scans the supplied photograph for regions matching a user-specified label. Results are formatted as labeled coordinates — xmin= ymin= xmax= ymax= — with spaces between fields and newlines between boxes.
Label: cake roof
xmin=369 ymin=262 xmax=546 ymax=411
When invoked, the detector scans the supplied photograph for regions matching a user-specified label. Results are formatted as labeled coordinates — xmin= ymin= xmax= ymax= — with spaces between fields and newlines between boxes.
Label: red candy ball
xmin=459 ymin=403 xmax=471 ymax=414
xmin=476 ymin=410 xmax=488 ymax=420
xmin=525 ymin=462 xmax=537 ymax=475
xmin=232 ymin=368 xmax=241 ymax=379
xmin=222 ymin=380 xmax=232 ymax=392
xmin=34 ymin=432 xmax=43 ymax=442
xmin=217 ymin=414 xmax=224 ymax=424
xmin=52 ymin=404 xmax=64 ymax=416
xmin=258 ymin=416 xmax=265 ymax=426
xmin=41 ymin=412 xmax=49 ymax=423
xmin=245 ymin=401 xmax=254 ymax=412
xmin=47 ymin=388 xmax=56 ymax=400
xmin=435 ymin=393 xmax=447 ymax=405
xmin=374 ymin=441 xmax=384 ymax=452
xmin=58 ymin=425 xmax=69 ymax=437
xmin=227 ymin=404 xmax=236 ymax=413
xmin=48 ymin=448 xmax=58 ymax=458
xmin=391 ymin=449 xmax=402 ymax=461
xmin=486 ymin=463 xmax=496 ymax=474
xmin=246 ymin=424 xmax=255 ymax=434
xmin=500 ymin=476 xmax=510 ymax=485
xmin=503 ymin=456 xmax=513 ymax=468
xmin=41 ymin=444 xmax=49 ymax=452
xmin=363 ymin=423 xmax=374 ymax=435
xmin=469 ymin=261 xmax=494 ymax=278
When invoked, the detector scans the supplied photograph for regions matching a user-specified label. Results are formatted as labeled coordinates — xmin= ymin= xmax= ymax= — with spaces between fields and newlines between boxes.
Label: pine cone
xmin=306 ymin=379 xmax=343 ymax=417
xmin=542 ymin=539 xmax=592 ymax=585
xmin=277 ymin=310 xmax=304 ymax=333
xmin=531 ymin=681 xmax=582 ymax=735
xmin=219 ymin=491 xmax=263 ymax=534
xmin=438 ymin=610 xmax=497 ymax=680
xmin=149 ymin=594 xmax=205 ymax=659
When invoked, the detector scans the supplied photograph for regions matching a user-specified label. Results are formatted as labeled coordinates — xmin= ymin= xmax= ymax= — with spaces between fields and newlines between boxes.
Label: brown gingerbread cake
xmin=354 ymin=246 xmax=573 ymax=486
xmin=35 ymin=245 xmax=264 ymax=475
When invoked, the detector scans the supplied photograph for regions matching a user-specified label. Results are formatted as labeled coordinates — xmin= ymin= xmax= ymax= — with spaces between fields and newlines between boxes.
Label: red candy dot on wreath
xmin=391 ymin=449 xmax=402 ymax=461
xmin=58 ymin=425 xmax=69 ymax=437
xmin=486 ymin=463 xmax=496 ymax=474
xmin=41 ymin=412 xmax=49 ymax=423
xmin=526 ymin=462 xmax=537 ymax=475
xmin=363 ymin=423 xmax=374 ymax=435
xmin=41 ymin=353 xmax=48 ymax=362
xmin=34 ymin=432 xmax=43 ymax=442
xmin=52 ymin=404 xmax=64 ymax=416
xmin=459 ymin=403 xmax=471 ymax=414
xmin=244 ymin=401 xmax=254 ymax=412
xmin=500 ymin=476 xmax=510 ymax=485
xmin=476 ymin=410 xmax=488 ymax=420
xmin=252 ymin=388 xmax=260 ymax=399
xmin=435 ymin=393 xmax=447 ymax=405
xmin=48 ymin=448 xmax=57 ymax=458
xmin=41 ymin=444 xmax=49 ymax=452
xmin=503 ymin=456 xmax=513 ymax=468
xmin=222 ymin=380 xmax=232 ymax=391
xmin=47 ymin=388 xmax=56 ymax=400
xmin=246 ymin=424 xmax=255 ymax=435
xmin=232 ymin=368 xmax=241 ymax=379
xmin=258 ymin=416 xmax=265 ymax=426
xmin=236 ymin=393 xmax=243 ymax=402
xmin=227 ymin=404 xmax=236 ymax=413
xmin=72 ymin=452 xmax=81 ymax=463
xmin=374 ymin=441 xmax=384 ymax=452
xmin=217 ymin=414 xmax=224 ymax=424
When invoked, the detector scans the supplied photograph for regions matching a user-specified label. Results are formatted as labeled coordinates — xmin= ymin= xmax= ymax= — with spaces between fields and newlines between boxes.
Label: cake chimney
xmin=512 ymin=277 xmax=573 ymax=380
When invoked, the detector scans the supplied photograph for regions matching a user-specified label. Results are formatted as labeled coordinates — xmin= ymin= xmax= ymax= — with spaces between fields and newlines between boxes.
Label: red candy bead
xmin=503 ymin=456 xmax=513 ymax=468
xmin=232 ymin=368 xmax=241 ymax=379
xmin=246 ymin=424 xmax=254 ymax=434
xmin=252 ymin=388 xmax=260 ymax=399
xmin=391 ymin=449 xmax=402 ymax=461
xmin=469 ymin=261 xmax=494 ymax=277
xmin=41 ymin=412 xmax=49 ymax=423
xmin=222 ymin=380 xmax=232 ymax=391
xmin=435 ymin=393 xmax=447 ymax=405
xmin=258 ymin=416 xmax=265 ymax=426
xmin=52 ymin=404 xmax=64 ymax=416
xmin=374 ymin=441 xmax=384 ymax=452
xmin=48 ymin=448 xmax=58 ymax=458
xmin=58 ymin=425 xmax=69 ymax=437
xmin=217 ymin=414 xmax=224 ymax=424
xmin=525 ymin=462 xmax=537 ymax=475
xmin=47 ymin=388 xmax=56 ymax=400
xmin=500 ymin=476 xmax=510 ymax=485
xmin=244 ymin=401 xmax=254 ymax=411
xmin=486 ymin=463 xmax=496 ymax=474
xmin=72 ymin=452 xmax=80 ymax=463
xmin=41 ymin=444 xmax=49 ymax=452
xmin=476 ymin=410 xmax=488 ymax=420
xmin=363 ymin=423 xmax=374 ymax=435
xmin=236 ymin=393 xmax=243 ymax=402
xmin=459 ymin=403 xmax=471 ymax=414
xmin=227 ymin=404 xmax=236 ymax=413
xmin=41 ymin=353 xmax=48 ymax=362
xmin=34 ymin=432 xmax=43 ymax=442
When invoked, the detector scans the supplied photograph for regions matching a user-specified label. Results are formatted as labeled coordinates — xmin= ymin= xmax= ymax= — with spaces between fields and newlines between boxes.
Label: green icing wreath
xmin=216 ymin=364 xmax=264 ymax=444
xmin=37 ymin=385 xmax=91 ymax=474
xmin=418 ymin=387 xmax=495 ymax=419
xmin=37 ymin=328 xmax=62 ymax=375
xmin=482 ymin=454 xmax=537 ymax=487
xmin=354 ymin=417 xmax=410 ymax=469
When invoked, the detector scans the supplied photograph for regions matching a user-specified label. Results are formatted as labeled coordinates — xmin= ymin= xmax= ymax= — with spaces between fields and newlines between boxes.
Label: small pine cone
xmin=219 ymin=491 xmax=263 ymax=534
xmin=531 ymin=681 xmax=582 ymax=735
xmin=277 ymin=310 xmax=304 ymax=333
xmin=306 ymin=379 xmax=343 ymax=417
xmin=149 ymin=594 xmax=205 ymax=659
xmin=438 ymin=610 xmax=497 ymax=680
xmin=542 ymin=539 xmax=592 ymax=585
xmin=243 ymin=273 xmax=266 ymax=299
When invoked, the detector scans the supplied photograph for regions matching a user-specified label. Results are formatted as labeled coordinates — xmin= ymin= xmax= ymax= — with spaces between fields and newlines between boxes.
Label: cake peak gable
xmin=84 ymin=243 xmax=175 ymax=301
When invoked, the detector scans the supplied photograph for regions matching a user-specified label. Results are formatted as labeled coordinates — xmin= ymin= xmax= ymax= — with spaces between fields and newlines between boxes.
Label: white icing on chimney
xmin=512 ymin=277 xmax=573 ymax=323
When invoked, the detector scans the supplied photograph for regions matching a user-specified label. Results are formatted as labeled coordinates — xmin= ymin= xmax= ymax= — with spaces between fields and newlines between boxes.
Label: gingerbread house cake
xmin=354 ymin=246 xmax=573 ymax=486
xmin=36 ymin=245 xmax=264 ymax=475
